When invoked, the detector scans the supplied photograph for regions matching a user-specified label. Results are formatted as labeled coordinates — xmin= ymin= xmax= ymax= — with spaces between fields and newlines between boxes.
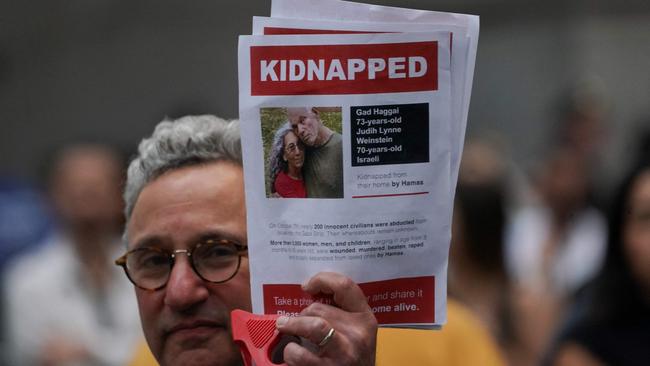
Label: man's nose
xmin=164 ymin=256 xmax=209 ymax=311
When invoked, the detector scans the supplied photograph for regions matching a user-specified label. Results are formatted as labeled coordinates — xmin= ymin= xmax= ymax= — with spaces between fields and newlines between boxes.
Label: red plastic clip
xmin=231 ymin=309 xmax=286 ymax=366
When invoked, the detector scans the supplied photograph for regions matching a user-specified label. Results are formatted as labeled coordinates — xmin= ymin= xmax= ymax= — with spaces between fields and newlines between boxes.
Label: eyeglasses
xmin=115 ymin=239 xmax=247 ymax=291
xmin=284 ymin=142 xmax=304 ymax=154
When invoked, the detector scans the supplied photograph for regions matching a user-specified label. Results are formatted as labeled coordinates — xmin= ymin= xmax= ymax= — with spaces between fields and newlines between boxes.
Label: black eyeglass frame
xmin=115 ymin=239 xmax=248 ymax=291
xmin=284 ymin=141 xmax=305 ymax=154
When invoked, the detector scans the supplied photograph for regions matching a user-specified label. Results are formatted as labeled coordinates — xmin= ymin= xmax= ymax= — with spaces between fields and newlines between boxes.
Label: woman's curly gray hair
xmin=267 ymin=122 xmax=293 ymax=193
xmin=124 ymin=115 xmax=241 ymax=220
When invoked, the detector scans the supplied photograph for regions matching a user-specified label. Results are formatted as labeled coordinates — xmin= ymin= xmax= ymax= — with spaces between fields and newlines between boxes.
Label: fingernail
xmin=276 ymin=316 xmax=288 ymax=328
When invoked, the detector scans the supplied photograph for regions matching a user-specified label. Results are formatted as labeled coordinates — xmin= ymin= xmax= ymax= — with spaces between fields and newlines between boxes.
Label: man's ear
xmin=311 ymin=106 xmax=319 ymax=115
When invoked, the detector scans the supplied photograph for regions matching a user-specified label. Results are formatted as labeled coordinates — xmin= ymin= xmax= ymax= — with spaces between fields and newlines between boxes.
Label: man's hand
xmin=276 ymin=272 xmax=378 ymax=366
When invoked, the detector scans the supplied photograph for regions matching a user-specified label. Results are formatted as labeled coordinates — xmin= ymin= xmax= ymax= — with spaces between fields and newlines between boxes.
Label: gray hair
xmin=267 ymin=122 xmax=293 ymax=193
xmin=124 ymin=115 xmax=241 ymax=221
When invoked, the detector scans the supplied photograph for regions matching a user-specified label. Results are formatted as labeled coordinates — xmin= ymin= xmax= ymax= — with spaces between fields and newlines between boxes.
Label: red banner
xmin=263 ymin=276 xmax=435 ymax=324
xmin=250 ymin=42 xmax=438 ymax=96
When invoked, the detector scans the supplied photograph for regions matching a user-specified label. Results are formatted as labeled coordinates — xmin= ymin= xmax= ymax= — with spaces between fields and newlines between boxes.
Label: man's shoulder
xmin=316 ymin=132 xmax=342 ymax=151
xmin=330 ymin=131 xmax=342 ymax=144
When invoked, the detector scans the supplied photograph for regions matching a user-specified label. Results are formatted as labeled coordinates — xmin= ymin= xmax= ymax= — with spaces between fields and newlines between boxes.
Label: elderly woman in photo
xmin=268 ymin=122 xmax=307 ymax=198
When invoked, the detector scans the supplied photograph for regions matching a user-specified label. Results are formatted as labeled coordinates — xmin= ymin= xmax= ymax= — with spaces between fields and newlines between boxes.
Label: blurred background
xmin=1 ymin=0 xmax=649 ymax=185
xmin=1 ymin=0 xmax=649 ymax=365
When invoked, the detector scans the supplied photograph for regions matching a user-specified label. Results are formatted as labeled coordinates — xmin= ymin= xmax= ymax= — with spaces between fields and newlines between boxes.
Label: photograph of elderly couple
xmin=261 ymin=106 xmax=343 ymax=199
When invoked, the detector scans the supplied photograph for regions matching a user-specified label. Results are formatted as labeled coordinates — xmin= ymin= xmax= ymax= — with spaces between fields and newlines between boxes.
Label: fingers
xmin=275 ymin=272 xmax=378 ymax=366
xmin=276 ymin=313 xmax=337 ymax=347
xmin=279 ymin=322 xmax=358 ymax=366
xmin=302 ymin=271 xmax=370 ymax=313
xmin=282 ymin=342 xmax=325 ymax=366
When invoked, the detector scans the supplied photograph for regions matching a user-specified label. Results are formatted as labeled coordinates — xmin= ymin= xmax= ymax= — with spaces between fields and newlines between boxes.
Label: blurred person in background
xmin=507 ymin=81 xmax=611 ymax=299
xmin=554 ymin=81 xmax=607 ymax=172
xmin=0 ymin=177 xmax=56 ymax=361
xmin=505 ymin=88 xmax=611 ymax=362
xmin=450 ymin=138 xmax=524 ymax=365
xmin=505 ymin=144 xmax=608 ymax=364
xmin=506 ymin=82 xmax=611 ymax=291
xmin=507 ymin=145 xmax=608 ymax=294
xmin=2 ymin=144 xmax=142 ymax=365
xmin=546 ymin=146 xmax=650 ymax=366
xmin=0 ymin=178 xmax=54 ymax=272
xmin=451 ymin=180 xmax=509 ymax=334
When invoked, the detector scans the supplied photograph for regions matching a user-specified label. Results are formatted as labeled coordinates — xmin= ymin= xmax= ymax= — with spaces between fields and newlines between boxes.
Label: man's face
xmin=127 ymin=161 xmax=250 ymax=366
xmin=287 ymin=107 xmax=321 ymax=147
xmin=52 ymin=146 xmax=123 ymax=230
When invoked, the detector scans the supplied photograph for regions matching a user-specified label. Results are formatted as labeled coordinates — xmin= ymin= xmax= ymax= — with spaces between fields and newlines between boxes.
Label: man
xmin=4 ymin=144 xmax=142 ymax=365
xmin=286 ymin=107 xmax=343 ymax=198
xmin=117 ymin=115 xmax=377 ymax=366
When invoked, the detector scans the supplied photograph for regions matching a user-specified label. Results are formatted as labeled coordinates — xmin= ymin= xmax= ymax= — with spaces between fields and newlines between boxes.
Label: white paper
xmin=239 ymin=31 xmax=453 ymax=327
xmin=252 ymin=15 xmax=470 ymax=210
xmin=270 ymin=0 xmax=479 ymax=196
xmin=237 ymin=0 xmax=479 ymax=328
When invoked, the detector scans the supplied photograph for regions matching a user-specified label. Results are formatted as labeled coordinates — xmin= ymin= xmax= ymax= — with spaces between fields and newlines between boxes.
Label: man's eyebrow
xmin=130 ymin=235 xmax=166 ymax=251
xmin=129 ymin=230 xmax=247 ymax=250
xmin=197 ymin=231 xmax=247 ymax=246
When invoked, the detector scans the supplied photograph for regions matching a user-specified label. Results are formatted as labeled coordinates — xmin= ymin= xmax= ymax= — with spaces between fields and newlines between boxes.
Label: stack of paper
xmin=238 ymin=0 xmax=479 ymax=328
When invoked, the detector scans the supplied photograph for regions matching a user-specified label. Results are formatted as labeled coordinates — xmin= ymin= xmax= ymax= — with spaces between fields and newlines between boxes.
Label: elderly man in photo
xmin=286 ymin=107 xmax=344 ymax=198
xmin=116 ymin=115 xmax=376 ymax=366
